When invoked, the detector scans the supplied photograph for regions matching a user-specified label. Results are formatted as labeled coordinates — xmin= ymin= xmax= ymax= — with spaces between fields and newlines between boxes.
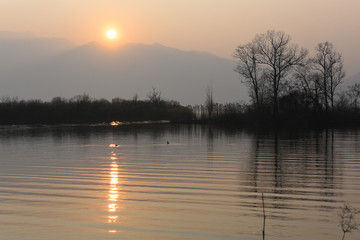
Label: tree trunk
xmin=273 ymin=76 xmax=279 ymax=119
xmin=323 ymin=77 xmax=329 ymax=113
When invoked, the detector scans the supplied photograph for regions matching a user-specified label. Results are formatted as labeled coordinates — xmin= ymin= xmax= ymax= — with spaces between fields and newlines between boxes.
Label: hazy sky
xmin=1 ymin=0 xmax=360 ymax=75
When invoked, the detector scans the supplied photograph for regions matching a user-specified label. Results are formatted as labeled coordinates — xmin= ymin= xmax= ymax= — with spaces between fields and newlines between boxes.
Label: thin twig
xmin=262 ymin=193 xmax=266 ymax=240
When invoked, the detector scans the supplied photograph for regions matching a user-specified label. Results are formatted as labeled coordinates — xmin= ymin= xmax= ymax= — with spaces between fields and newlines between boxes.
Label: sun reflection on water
xmin=110 ymin=121 xmax=121 ymax=126
xmin=108 ymin=151 xmax=120 ymax=232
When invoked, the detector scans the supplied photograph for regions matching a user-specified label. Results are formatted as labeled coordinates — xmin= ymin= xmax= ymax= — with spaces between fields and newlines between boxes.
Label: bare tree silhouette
xmin=312 ymin=42 xmax=345 ymax=112
xmin=234 ymin=43 xmax=265 ymax=111
xmin=234 ymin=30 xmax=308 ymax=118
xmin=205 ymin=84 xmax=214 ymax=120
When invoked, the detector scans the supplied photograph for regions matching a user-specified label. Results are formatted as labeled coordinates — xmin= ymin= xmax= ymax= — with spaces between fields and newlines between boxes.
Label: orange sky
xmin=1 ymin=0 xmax=360 ymax=75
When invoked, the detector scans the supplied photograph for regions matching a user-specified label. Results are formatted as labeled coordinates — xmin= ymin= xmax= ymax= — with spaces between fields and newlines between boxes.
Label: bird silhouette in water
xmin=167 ymin=141 xmax=170 ymax=144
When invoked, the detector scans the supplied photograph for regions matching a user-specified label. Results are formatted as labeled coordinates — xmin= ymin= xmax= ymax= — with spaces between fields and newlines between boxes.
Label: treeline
xmin=225 ymin=30 xmax=360 ymax=127
xmin=193 ymin=89 xmax=360 ymax=127
xmin=189 ymin=30 xmax=360 ymax=127
xmin=0 ymin=91 xmax=193 ymax=125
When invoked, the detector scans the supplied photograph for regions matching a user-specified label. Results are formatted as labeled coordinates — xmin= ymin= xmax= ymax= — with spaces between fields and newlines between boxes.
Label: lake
xmin=0 ymin=124 xmax=360 ymax=240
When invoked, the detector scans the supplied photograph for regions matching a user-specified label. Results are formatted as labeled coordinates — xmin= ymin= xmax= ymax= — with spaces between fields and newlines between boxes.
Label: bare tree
xmin=205 ymin=84 xmax=214 ymax=120
xmin=51 ymin=96 xmax=67 ymax=105
xmin=295 ymin=62 xmax=322 ymax=110
xmin=234 ymin=43 xmax=265 ymax=111
xmin=329 ymin=59 xmax=345 ymax=110
xmin=312 ymin=42 xmax=345 ymax=112
xmin=132 ymin=93 xmax=139 ymax=103
xmin=252 ymin=30 xmax=308 ymax=117
xmin=347 ymin=82 xmax=360 ymax=110
xmin=147 ymin=87 xmax=162 ymax=105
xmin=336 ymin=91 xmax=350 ymax=111
xmin=338 ymin=203 xmax=359 ymax=240
xmin=70 ymin=93 xmax=93 ymax=104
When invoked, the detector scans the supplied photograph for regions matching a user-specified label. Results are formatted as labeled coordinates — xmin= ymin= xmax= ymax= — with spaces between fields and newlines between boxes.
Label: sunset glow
xmin=2 ymin=1 xmax=360 ymax=240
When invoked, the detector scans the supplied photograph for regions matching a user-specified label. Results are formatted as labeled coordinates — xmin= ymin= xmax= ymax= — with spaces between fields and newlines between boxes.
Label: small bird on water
xmin=167 ymin=141 xmax=170 ymax=144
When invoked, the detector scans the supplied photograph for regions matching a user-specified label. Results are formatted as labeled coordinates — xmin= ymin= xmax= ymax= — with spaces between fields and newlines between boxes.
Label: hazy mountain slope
xmin=0 ymin=33 xmax=76 ymax=70
xmin=0 ymin=37 xmax=247 ymax=105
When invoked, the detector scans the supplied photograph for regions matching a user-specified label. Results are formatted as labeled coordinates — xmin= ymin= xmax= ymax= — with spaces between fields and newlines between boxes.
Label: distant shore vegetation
xmin=1 ymin=86 xmax=360 ymax=128
xmin=1 ymin=30 xmax=360 ymax=128
xmin=0 ymin=90 xmax=193 ymax=125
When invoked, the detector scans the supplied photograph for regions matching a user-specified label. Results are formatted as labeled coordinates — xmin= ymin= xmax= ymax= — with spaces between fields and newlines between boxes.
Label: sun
xmin=107 ymin=29 xmax=117 ymax=39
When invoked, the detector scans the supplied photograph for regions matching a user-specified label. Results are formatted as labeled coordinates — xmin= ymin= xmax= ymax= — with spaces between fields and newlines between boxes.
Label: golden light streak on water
xmin=108 ymin=203 xmax=117 ymax=212
xmin=109 ymin=144 xmax=119 ymax=148
xmin=108 ymin=152 xmax=120 ymax=232
xmin=108 ymin=215 xmax=118 ymax=223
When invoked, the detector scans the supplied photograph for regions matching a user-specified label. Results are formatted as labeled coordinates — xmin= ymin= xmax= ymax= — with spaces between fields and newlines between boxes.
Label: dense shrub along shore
xmin=1 ymin=93 xmax=360 ymax=128
xmin=0 ymin=94 xmax=193 ymax=125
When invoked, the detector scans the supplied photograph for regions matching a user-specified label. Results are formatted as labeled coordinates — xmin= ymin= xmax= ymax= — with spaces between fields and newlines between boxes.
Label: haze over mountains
xmin=0 ymin=32 xmax=247 ymax=105
xmin=1 ymin=32 xmax=359 ymax=105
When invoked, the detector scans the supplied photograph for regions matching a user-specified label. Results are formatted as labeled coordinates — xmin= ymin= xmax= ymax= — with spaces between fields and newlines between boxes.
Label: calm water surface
xmin=0 ymin=124 xmax=360 ymax=240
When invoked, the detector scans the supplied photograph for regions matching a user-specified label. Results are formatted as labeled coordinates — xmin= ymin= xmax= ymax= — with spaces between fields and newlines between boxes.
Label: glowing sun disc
xmin=107 ymin=29 xmax=117 ymax=39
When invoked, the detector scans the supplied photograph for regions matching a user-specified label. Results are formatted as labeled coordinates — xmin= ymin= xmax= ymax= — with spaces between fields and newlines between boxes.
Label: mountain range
xmin=1 ymin=32 xmax=359 ymax=105
xmin=0 ymin=33 xmax=247 ymax=105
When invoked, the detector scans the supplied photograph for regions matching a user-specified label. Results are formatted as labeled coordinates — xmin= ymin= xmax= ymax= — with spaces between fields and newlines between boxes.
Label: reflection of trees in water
xmin=0 ymin=123 xmax=245 ymax=145
xmin=206 ymin=126 xmax=214 ymax=160
xmin=247 ymin=129 xmax=338 ymax=199
xmin=323 ymin=129 xmax=335 ymax=195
